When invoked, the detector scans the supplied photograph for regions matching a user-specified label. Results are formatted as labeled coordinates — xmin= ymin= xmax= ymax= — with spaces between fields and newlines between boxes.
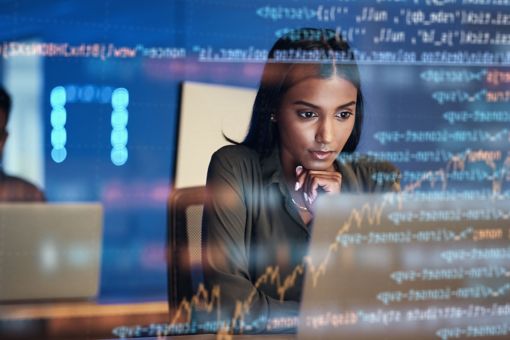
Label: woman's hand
xmin=294 ymin=165 xmax=342 ymax=212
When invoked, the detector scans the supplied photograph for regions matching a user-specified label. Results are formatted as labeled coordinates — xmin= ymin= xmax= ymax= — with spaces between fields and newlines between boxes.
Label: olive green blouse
xmin=201 ymin=144 xmax=400 ymax=332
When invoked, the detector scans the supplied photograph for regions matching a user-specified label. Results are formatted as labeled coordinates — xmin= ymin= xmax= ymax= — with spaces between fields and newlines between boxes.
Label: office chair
xmin=167 ymin=186 xmax=206 ymax=315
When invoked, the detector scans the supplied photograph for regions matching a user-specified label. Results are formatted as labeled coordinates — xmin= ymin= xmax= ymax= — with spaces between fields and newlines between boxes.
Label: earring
xmin=270 ymin=114 xmax=276 ymax=122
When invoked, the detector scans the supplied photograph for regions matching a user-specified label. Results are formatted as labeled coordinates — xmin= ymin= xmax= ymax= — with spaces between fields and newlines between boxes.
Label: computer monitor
xmin=299 ymin=193 xmax=510 ymax=339
xmin=0 ymin=203 xmax=103 ymax=302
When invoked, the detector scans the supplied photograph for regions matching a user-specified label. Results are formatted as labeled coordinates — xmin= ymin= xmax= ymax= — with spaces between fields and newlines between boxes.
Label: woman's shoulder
xmin=338 ymin=153 xmax=401 ymax=192
xmin=207 ymin=144 xmax=262 ymax=190
xmin=208 ymin=144 xmax=261 ymax=176
xmin=211 ymin=144 xmax=259 ymax=164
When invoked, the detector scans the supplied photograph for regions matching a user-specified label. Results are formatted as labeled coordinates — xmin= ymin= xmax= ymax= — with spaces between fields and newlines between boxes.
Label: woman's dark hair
xmin=238 ymin=27 xmax=364 ymax=157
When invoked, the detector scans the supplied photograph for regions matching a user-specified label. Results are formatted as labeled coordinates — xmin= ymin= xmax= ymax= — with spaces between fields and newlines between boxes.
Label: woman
xmin=200 ymin=28 xmax=400 ymax=333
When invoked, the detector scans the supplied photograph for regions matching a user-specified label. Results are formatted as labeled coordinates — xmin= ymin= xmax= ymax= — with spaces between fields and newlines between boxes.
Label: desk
xmin=0 ymin=302 xmax=296 ymax=339
xmin=0 ymin=300 xmax=169 ymax=339
xmin=110 ymin=336 xmax=295 ymax=340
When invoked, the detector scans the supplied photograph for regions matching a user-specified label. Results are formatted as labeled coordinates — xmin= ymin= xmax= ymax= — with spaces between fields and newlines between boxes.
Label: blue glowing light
xmin=101 ymin=87 xmax=113 ymax=103
xmin=51 ymin=147 xmax=67 ymax=163
xmin=50 ymin=86 xmax=68 ymax=162
xmin=65 ymin=85 xmax=77 ymax=102
xmin=112 ymin=88 xmax=129 ymax=108
xmin=111 ymin=109 xmax=129 ymax=127
xmin=111 ymin=128 xmax=128 ymax=147
xmin=83 ymin=85 xmax=95 ymax=102
xmin=50 ymin=86 xmax=67 ymax=107
xmin=111 ymin=147 xmax=128 ymax=166
xmin=110 ymin=87 xmax=129 ymax=166
xmin=51 ymin=128 xmax=67 ymax=148
xmin=50 ymin=85 xmax=129 ymax=166
xmin=50 ymin=108 xmax=67 ymax=128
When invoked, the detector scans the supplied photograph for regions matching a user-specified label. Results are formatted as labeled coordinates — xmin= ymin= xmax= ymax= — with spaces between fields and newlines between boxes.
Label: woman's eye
xmin=298 ymin=111 xmax=317 ymax=119
xmin=336 ymin=111 xmax=353 ymax=120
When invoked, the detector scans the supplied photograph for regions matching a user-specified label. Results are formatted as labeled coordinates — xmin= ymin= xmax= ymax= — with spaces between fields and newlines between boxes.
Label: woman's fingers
xmin=303 ymin=171 xmax=342 ymax=205
xmin=294 ymin=165 xmax=306 ymax=191
xmin=294 ymin=166 xmax=342 ymax=211
xmin=294 ymin=166 xmax=314 ymax=210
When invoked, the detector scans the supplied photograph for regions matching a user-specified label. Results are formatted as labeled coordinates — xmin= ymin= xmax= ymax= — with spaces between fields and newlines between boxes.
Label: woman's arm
xmin=200 ymin=147 xmax=299 ymax=333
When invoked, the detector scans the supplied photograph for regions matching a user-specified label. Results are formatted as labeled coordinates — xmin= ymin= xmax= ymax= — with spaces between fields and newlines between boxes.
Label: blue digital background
xmin=1 ymin=0 xmax=508 ymax=302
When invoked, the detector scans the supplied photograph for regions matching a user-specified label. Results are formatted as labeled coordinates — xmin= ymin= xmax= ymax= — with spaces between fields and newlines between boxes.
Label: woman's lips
xmin=310 ymin=150 xmax=334 ymax=160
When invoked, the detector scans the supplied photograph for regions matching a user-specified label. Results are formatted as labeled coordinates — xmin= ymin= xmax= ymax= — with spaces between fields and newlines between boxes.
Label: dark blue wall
xmin=1 ymin=0 xmax=508 ymax=302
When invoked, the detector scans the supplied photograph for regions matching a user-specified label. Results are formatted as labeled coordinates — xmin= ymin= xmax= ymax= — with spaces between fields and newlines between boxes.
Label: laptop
xmin=298 ymin=193 xmax=510 ymax=339
xmin=0 ymin=203 xmax=103 ymax=302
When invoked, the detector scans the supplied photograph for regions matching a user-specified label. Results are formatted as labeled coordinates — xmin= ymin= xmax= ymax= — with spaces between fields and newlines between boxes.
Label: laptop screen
xmin=0 ymin=203 xmax=103 ymax=302
xmin=299 ymin=193 xmax=510 ymax=339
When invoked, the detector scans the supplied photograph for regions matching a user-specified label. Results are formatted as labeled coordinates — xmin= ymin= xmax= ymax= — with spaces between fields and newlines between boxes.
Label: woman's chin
xmin=303 ymin=159 xmax=336 ymax=171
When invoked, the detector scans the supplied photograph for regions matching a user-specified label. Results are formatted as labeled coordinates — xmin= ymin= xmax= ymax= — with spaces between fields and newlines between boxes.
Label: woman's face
xmin=276 ymin=75 xmax=357 ymax=172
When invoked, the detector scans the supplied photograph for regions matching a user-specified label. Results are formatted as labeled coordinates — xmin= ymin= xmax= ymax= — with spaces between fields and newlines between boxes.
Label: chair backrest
xmin=167 ymin=186 xmax=206 ymax=314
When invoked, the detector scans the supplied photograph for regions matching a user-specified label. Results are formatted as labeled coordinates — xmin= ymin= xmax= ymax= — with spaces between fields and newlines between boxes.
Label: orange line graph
xmin=168 ymin=194 xmax=394 ymax=339
xmin=402 ymin=149 xmax=510 ymax=194
xmin=168 ymin=148 xmax=510 ymax=339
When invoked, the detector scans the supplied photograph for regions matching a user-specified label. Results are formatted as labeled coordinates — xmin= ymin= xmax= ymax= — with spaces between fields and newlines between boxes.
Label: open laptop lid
xmin=298 ymin=193 xmax=510 ymax=339
xmin=0 ymin=203 xmax=103 ymax=302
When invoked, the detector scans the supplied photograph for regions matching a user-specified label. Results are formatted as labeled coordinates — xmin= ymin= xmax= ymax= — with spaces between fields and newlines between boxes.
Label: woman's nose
xmin=316 ymin=117 xmax=333 ymax=144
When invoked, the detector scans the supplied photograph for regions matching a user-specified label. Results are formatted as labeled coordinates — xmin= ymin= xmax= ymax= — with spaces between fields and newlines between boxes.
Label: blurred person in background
xmin=0 ymin=86 xmax=45 ymax=202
